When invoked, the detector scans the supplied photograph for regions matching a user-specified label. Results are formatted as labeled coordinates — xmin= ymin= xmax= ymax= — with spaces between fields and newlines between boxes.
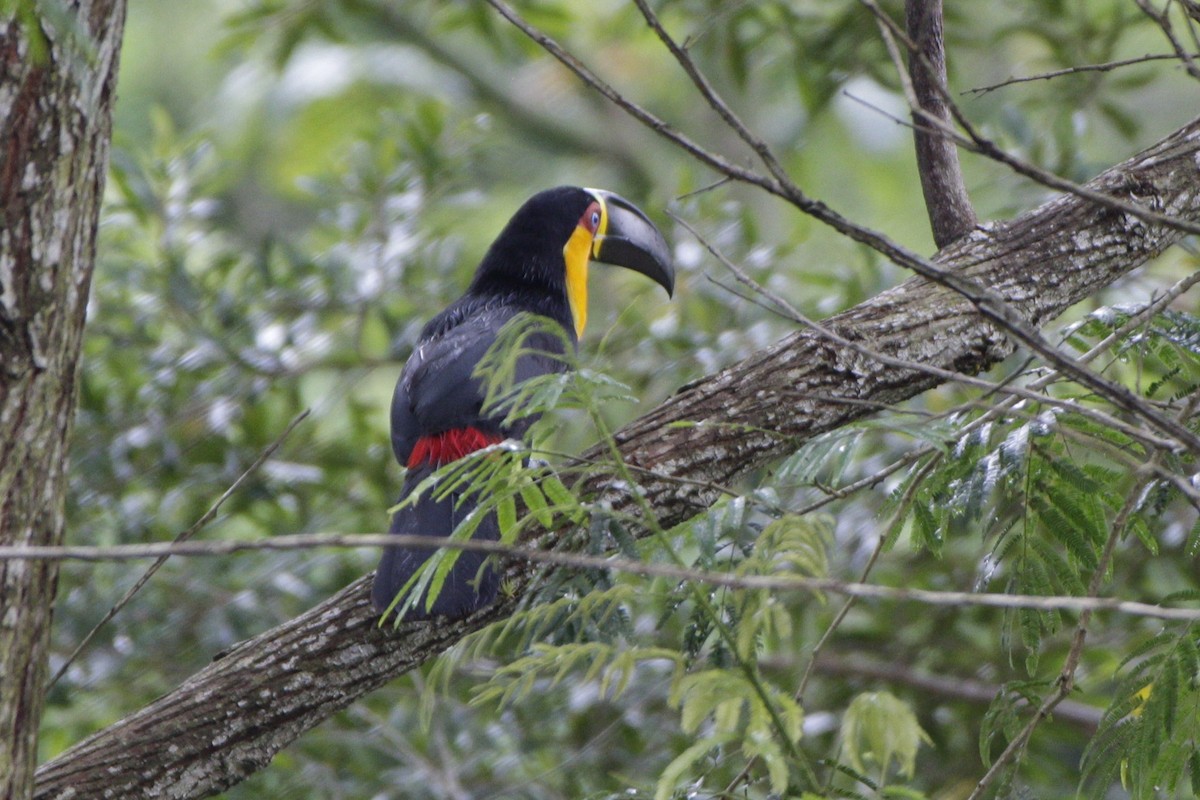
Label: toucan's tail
xmin=371 ymin=467 xmax=500 ymax=620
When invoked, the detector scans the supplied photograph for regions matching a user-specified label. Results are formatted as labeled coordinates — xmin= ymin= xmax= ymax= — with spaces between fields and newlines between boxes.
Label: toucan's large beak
xmin=586 ymin=189 xmax=675 ymax=298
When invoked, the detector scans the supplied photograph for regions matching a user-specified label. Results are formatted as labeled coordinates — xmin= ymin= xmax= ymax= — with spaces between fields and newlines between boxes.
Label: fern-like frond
xmin=1081 ymin=629 xmax=1200 ymax=799
xmin=839 ymin=691 xmax=932 ymax=783
xmin=472 ymin=641 xmax=683 ymax=710
xmin=663 ymin=667 xmax=804 ymax=797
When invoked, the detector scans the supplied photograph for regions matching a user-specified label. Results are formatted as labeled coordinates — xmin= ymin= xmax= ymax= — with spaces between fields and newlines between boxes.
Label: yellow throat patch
xmin=561 ymin=195 xmax=608 ymax=338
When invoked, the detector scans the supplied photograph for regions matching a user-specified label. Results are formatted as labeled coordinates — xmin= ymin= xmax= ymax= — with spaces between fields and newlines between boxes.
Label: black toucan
xmin=372 ymin=186 xmax=674 ymax=619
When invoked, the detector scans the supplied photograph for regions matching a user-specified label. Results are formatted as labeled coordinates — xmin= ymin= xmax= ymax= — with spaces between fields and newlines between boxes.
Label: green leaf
xmin=654 ymin=734 xmax=735 ymax=800
xmin=497 ymin=494 xmax=517 ymax=537
xmin=519 ymin=480 xmax=552 ymax=528
xmin=541 ymin=474 xmax=578 ymax=518
xmin=912 ymin=501 xmax=942 ymax=554
xmin=840 ymin=691 xmax=931 ymax=781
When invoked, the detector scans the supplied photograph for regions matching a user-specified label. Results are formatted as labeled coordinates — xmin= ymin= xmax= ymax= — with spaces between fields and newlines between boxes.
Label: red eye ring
xmin=579 ymin=201 xmax=602 ymax=234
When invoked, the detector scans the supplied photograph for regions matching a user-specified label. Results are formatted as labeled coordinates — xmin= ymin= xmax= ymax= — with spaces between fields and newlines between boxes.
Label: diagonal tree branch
xmin=34 ymin=114 xmax=1200 ymax=799
xmin=486 ymin=0 xmax=1200 ymax=456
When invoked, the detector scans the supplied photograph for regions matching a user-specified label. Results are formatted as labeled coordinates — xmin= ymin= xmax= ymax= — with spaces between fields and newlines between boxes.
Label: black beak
xmin=587 ymin=189 xmax=675 ymax=297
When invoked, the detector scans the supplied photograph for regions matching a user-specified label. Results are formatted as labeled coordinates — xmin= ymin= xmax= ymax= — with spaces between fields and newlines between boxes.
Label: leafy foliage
xmin=41 ymin=0 xmax=1200 ymax=798
xmin=1081 ymin=625 xmax=1200 ymax=799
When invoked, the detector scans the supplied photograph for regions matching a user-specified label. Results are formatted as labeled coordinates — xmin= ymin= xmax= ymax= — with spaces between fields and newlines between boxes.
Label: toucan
xmin=372 ymin=186 xmax=675 ymax=620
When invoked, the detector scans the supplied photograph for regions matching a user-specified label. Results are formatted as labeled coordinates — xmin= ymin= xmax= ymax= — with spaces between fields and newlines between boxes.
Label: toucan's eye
xmin=579 ymin=201 xmax=603 ymax=234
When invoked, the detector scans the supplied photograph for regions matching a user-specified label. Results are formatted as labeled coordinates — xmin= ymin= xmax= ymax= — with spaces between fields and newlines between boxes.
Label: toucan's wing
xmin=390 ymin=306 xmax=508 ymax=465
xmin=389 ymin=305 xmax=570 ymax=465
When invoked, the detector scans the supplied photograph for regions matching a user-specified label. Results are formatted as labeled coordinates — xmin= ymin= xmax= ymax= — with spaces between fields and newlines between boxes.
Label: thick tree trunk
xmin=33 ymin=117 xmax=1200 ymax=798
xmin=0 ymin=4 xmax=126 ymax=798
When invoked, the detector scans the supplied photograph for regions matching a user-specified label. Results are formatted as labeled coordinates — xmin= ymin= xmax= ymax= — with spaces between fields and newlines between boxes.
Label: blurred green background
xmin=42 ymin=1 xmax=1200 ymax=797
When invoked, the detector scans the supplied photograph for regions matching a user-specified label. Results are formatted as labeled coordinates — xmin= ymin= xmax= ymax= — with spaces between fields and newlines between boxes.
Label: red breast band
xmin=408 ymin=427 xmax=504 ymax=469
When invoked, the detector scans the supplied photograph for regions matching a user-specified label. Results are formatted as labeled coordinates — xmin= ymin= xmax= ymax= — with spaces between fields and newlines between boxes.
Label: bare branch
xmin=481 ymin=0 xmax=782 ymax=198
xmin=5 ymin=534 xmax=1200 ymax=622
xmin=1134 ymin=0 xmax=1200 ymax=81
xmin=629 ymin=0 xmax=793 ymax=190
xmin=903 ymin=0 xmax=977 ymax=246
xmin=967 ymin=52 xmax=1197 ymax=95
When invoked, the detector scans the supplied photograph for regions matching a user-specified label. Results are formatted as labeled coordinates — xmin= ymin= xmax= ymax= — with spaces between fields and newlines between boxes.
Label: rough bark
xmin=0 ymin=4 xmax=126 ymax=799
xmin=600 ymin=120 xmax=1200 ymax=519
xmin=33 ymin=117 xmax=1200 ymax=798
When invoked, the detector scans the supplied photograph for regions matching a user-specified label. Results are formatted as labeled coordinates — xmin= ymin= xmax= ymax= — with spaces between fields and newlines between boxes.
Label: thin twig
xmin=675 ymin=176 xmax=732 ymax=201
xmin=46 ymin=409 xmax=311 ymax=689
xmin=1134 ymin=0 xmax=1200 ymax=81
xmin=5 ymin=534 xmax=1200 ymax=621
xmin=630 ymin=0 xmax=793 ymax=189
xmin=790 ymin=450 xmax=926 ymax=516
xmin=967 ymin=53 xmax=1199 ymax=95
xmin=482 ymin=0 xmax=781 ymax=198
